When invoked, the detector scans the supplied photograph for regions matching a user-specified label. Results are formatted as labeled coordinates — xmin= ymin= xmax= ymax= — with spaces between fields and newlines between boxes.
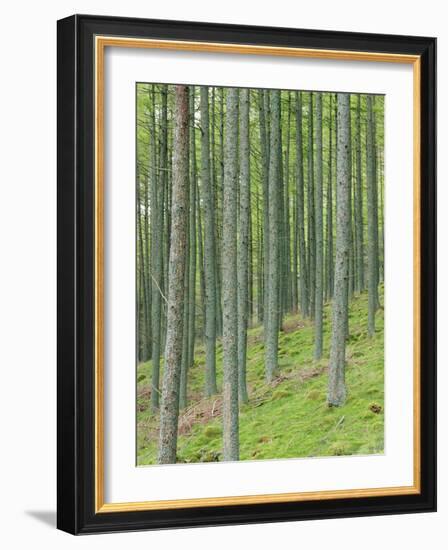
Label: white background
xmin=0 ymin=1 xmax=444 ymax=548
xmin=105 ymin=48 xmax=413 ymax=502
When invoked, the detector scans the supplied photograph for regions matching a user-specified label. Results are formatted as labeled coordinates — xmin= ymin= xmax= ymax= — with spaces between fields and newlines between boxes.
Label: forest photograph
xmin=136 ymin=83 xmax=384 ymax=466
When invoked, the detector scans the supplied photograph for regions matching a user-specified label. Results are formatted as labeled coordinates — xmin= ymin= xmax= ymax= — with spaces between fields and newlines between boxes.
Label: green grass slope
xmin=137 ymin=287 xmax=384 ymax=465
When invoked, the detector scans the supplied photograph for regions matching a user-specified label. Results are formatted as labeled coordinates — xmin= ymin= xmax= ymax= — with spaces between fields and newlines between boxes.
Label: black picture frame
xmin=57 ymin=14 xmax=436 ymax=535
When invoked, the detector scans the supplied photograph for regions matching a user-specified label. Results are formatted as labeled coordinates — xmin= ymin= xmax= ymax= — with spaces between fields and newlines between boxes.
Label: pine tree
xmin=265 ymin=90 xmax=281 ymax=382
xmin=201 ymin=86 xmax=218 ymax=396
xmin=325 ymin=94 xmax=334 ymax=301
xmin=314 ymin=92 xmax=324 ymax=359
xmin=355 ymin=94 xmax=365 ymax=292
xmin=258 ymin=90 xmax=270 ymax=326
xmin=158 ymin=85 xmax=189 ymax=463
xmin=150 ymin=86 xmax=163 ymax=411
xmin=237 ymin=88 xmax=250 ymax=404
xmin=307 ymin=93 xmax=316 ymax=319
xmin=327 ymin=93 xmax=351 ymax=407
xmin=137 ymin=177 xmax=150 ymax=361
xmin=366 ymin=94 xmax=379 ymax=336
xmin=222 ymin=87 xmax=240 ymax=461
xmin=283 ymin=92 xmax=292 ymax=313
xmin=187 ymin=88 xmax=197 ymax=370
xmin=296 ymin=92 xmax=309 ymax=316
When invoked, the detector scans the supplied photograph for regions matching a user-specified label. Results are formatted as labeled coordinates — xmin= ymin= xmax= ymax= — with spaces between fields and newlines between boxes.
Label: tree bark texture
xmin=158 ymin=85 xmax=189 ymax=464
xmin=222 ymin=88 xmax=240 ymax=461
xmin=327 ymin=93 xmax=350 ymax=407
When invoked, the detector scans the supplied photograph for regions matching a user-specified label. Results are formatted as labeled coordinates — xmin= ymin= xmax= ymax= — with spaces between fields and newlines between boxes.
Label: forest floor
xmin=137 ymin=286 xmax=384 ymax=465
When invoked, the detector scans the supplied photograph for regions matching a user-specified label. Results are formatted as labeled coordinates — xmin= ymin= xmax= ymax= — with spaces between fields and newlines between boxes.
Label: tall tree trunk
xmin=200 ymin=86 xmax=218 ymax=396
xmin=150 ymin=86 xmax=163 ymax=411
xmin=314 ymin=93 xmax=324 ymax=359
xmin=256 ymin=187 xmax=264 ymax=323
xmin=222 ymin=88 xmax=239 ymax=461
xmin=325 ymin=94 xmax=334 ymax=301
xmin=278 ymin=116 xmax=285 ymax=323
xmin=345 ymin=145 xmax=353 ymax=339
xmin=372 ymin=99 xmax=381 ymax=308
xmin=258 ymin=90 xmax=270 ymax=327
xmin=161 ymin=123 xmax=171 ymax=352
xmin=327 ymin=92 xmax=351 ymax=407
xmin=212 ymin=88 xmax=224 ymax=338
xmin=307 ymin=93 xmax=316 ymax=319
xmin=160 ymin=87 xmax=169 ymax=353
xmin=378 ymin=145 xmax=385 ymax=283
xmin=237 ymin=88 xmax=250 ymax=404
xmin=348 ymin=153 xmax=355 ymax=302
xmin=292 ymin=151 xmax=298 ymax=312
xmin=158 ymin=85 xmax=189 ymax=464
xmin=137 ymin=253 xmax=143 ymax=359
xmin=196 ymin=178 xmax=206 ymax=328
xmin=366 ymin=94 xmax=378 ymax=336
xmin=265 ymin=90 xmax=281 ymax=382
xmin=179 ymin=90 xmax=194 ymax=410
xmin=144 ymin=168 xmax=152 ymax=359
xmin=179 ymin=215 xmax=190 ymax=409
xmin=284 ymin=92 xmax=292 ymax=313
xmin=248 ymin=202 xmax=254 ymax=322
xmin=355 ymin=94 xmax=365 ymax=292
xmin=187 ymin=88 xmax=197 ymax=370
xmin=137 ymin=179 xmax=150 ymax=361
xmin=215 ymin=88 xmax=224 ymax=337
xmin=296 ymin=92 xmax=309 ymax=317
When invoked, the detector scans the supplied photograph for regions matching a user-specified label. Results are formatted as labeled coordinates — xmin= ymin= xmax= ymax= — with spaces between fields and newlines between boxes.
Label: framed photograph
xmin=57 ymin=14 xmax=436 ymax=534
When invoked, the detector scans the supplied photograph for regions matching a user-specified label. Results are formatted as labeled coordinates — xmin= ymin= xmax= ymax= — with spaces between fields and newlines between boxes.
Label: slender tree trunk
xmin=355 ymin=94 xmax=365 ymax=292
xmin=237 ymin=88 xmax=250 ymax=404
xmin=256 ymin=187 xmax=263 ymax=322
xmin=325 ymin=94 xmax=334 ymax=301
xmin=296 ymin=92 xmax=309 ymax=317
xmin=258 ymin=90 xmax=270 ymax=327
xmin=150 ymin=86 xmax=163 ymax=411
xmin=284 ymin=92 xmax=292 ymax=313
xmin=160 ymin=88 xmax=169 ymax=353
xmin=222 ymin=88 xmax=239 ymax=461
xmin=348 ymin=165 xmax=355 ymax=302
xmin=137 ymin=253 xmax=143 ymax=359
xmin=144 ymin=170 xmax=152 ymax=359
xmin=314 ymin=93 xmax=324 ymax=359
xmin=201 ymin=86 xmax=218 ymax=396
xmin=307 ymin=93 xmax=316 ymax=319
xmin=187 ymin=88 xmax=197 ymax=369
xmin=196 ymin=178 xmax=206 ymax=327
xmin=212 ymin=88 xmax=224 ymax=338
xmin=366 ymin=94 xmax=378 ymax=336
xmin=179 ymin=217 xmax=190 ymax=409
xmin=248 ymin=202 xmax=254 ymax=322
xmin=158 ymin=85 xmax=189 ymax=464
xmin=378 ymin=145 xmax=385 ymax=283
xmin=137 ymin=179 xmax=150 ymax=361
xmin=179 ymin=91 xmax=194 ymax=410
xmin=265 ymin=90 xmax=281 ymax=382
xmin=327 ymin=93 xmax=350 ymax=407
xmin=215 ymin=89 xmax=224 ymax=337
xmin=292 ymin=154 xmax=298 ymax=312
xmin=372 ymin=100 xmax=381 ymax=308
xmin=345 ymin=142 xmax=353 ymax=339
xmin=278 ymin=117 xmax=285 ymax=323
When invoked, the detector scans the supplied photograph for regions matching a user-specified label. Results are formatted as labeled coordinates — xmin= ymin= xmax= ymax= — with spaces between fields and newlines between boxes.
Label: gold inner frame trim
xmin=94 ymin=35 xmax=421 ymax=513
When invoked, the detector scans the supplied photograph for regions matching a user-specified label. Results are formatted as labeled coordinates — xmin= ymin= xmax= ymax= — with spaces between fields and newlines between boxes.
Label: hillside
xmin=137 ymin=286 xmax=384 ymax=465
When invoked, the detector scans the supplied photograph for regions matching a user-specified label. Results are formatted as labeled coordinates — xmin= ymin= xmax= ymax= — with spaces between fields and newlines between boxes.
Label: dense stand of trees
xmin=137 ymin=84 xmax=384 ymax=463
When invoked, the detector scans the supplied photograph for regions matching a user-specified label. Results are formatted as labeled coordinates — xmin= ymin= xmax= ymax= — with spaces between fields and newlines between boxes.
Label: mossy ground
xmin=137 ymin=286 xmax=384 ymax=465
